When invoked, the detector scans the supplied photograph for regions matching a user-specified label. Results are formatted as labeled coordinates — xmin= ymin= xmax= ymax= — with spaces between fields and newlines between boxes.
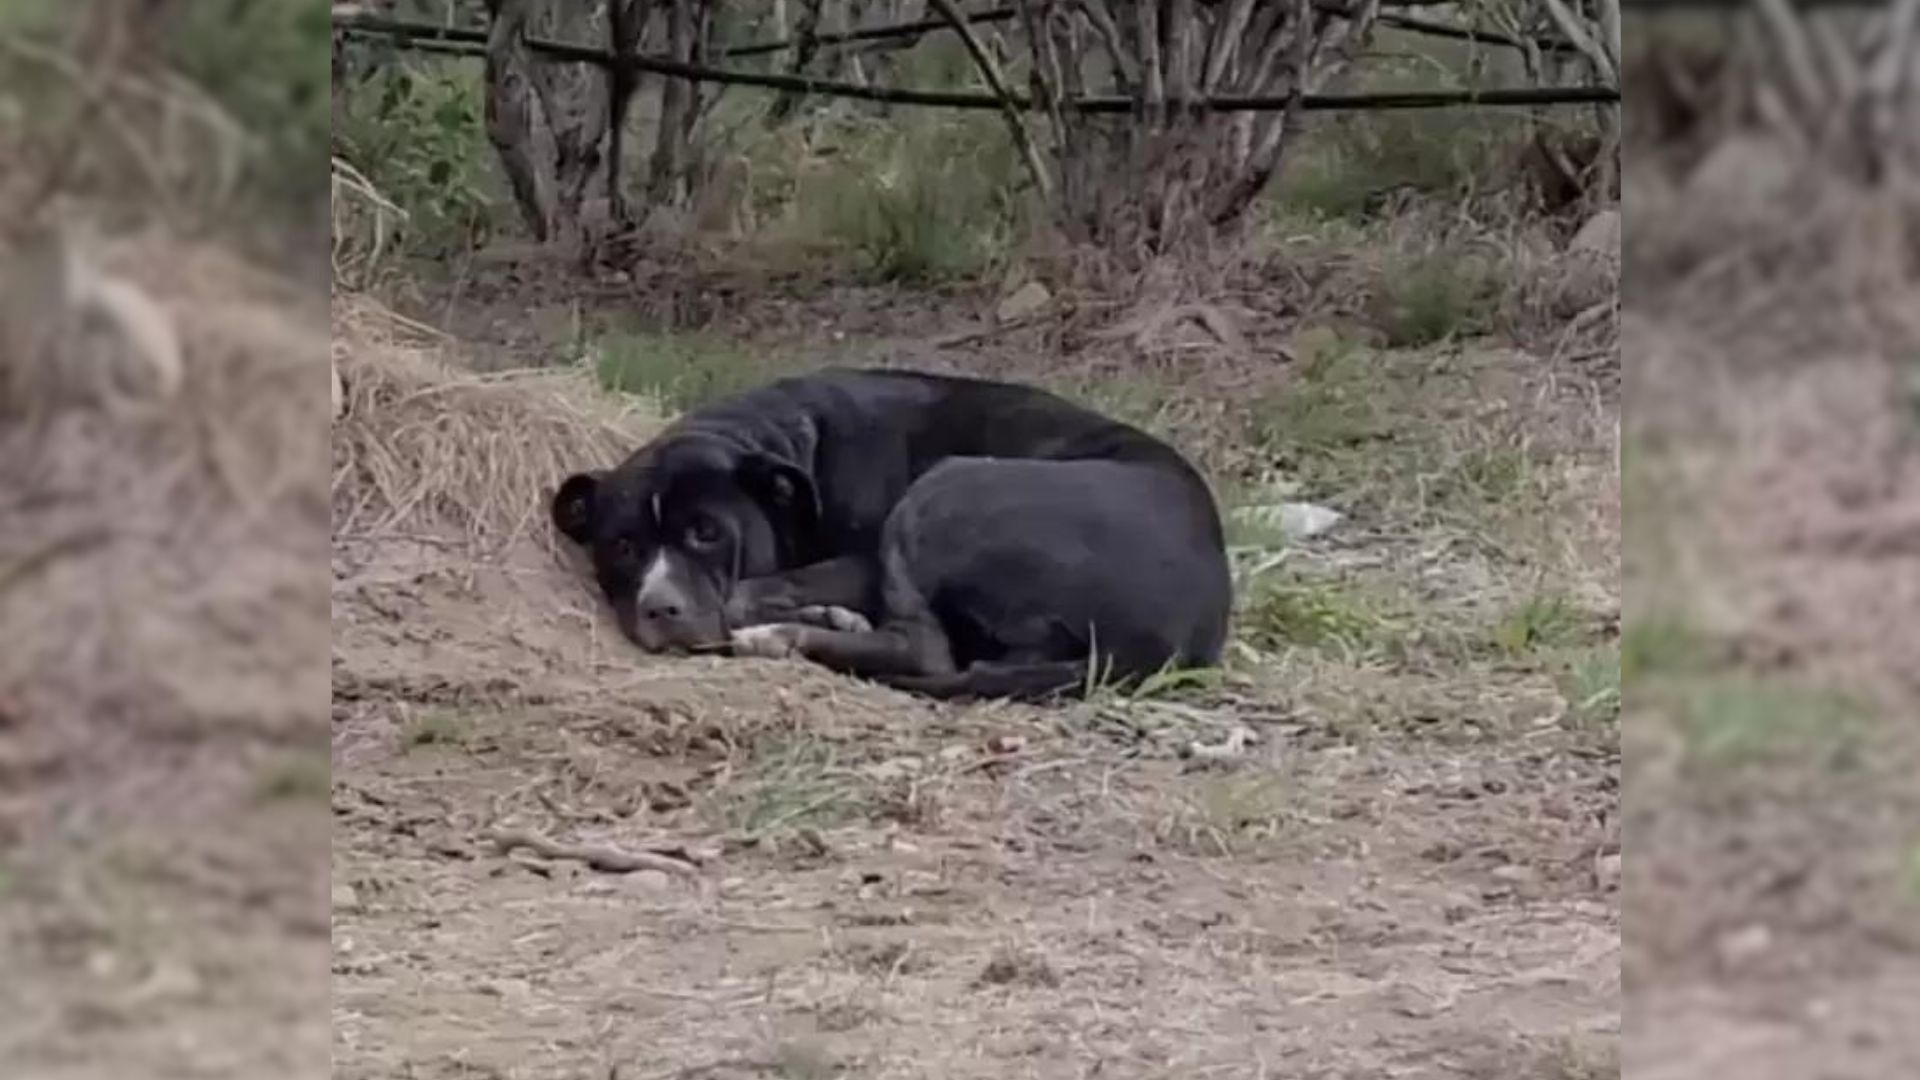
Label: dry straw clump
xmin=330 ymin=294 xmax=665 ymax=553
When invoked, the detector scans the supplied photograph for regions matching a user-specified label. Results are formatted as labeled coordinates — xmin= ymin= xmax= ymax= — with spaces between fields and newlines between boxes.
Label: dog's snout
xmin=639 ymin=597 xmax=686 ymax=622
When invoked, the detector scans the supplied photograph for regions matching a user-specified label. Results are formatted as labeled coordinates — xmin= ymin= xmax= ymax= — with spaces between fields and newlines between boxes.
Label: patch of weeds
xmin=1432 ymin=445 xmax=1537 ymax=513
xmin=1238 ymin=573 xmax=1388 ymax=653
xmin=775 ymin=107 xmax=1026 ymax=282
xmin=1247 ymin=340 xmax=1389 ymax=469
xmin=333 ymin=62 xmax=495 ymax=256
xmin=1491 ymin=592 xmax=1589 ymax=657
xmin=163 ymin=0 xmax=333 ymax=206
xmin=1622 ymin=610 xmax=1722 ymax=682
xmin=975 ymin=945 xmax=1059 ymax=988
xmin=1159 ymin=771 xmax=1299 ymax=857
xmin=255 ymin=752 xmax=330 ymax=802
xmin=1267 ymin=98 xmax=1526 ymax=224
xmin=772 ymin=1038 xmax=842 ymax=1080
xmin=1672 ymin=676 xmax=1867 ymax=769
xmin=592 ymin=330 xmax=778 ymax=412
xmin=400 ymin=710 xmax=466 ymax=749
xmin=1558 ymin=644 xmax=1622 ymax=726
xmin=1369 ymin=249 xmax=1498 ymax=347
xmin=708 ymin=737 xmax=868 ymax=838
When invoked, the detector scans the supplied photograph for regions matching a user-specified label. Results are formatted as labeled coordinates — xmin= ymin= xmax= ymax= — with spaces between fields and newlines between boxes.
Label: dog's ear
xmin=551 ymin=472 xmax=602 ymax=544
xmin=735 ymin=453 xmax=820 ymax=532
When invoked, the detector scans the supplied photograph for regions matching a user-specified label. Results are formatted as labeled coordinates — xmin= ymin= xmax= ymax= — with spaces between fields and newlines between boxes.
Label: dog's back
xmin=655 ymin=366 xmax=1221 ymax=557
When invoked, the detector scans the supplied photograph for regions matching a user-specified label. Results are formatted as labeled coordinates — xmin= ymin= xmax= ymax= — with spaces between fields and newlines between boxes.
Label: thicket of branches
xmin=333 ymin=0 xmax=1631 ymax=261
xmin=1632 ymin=0 xmax=1919 ymax=181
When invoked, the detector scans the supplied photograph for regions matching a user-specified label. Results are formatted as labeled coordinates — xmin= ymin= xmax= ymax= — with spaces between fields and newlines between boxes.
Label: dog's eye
xmin=613 ymin=538 xmax=637 ymax=560
xmin=686 ymin=517 xmax=724 ymax=549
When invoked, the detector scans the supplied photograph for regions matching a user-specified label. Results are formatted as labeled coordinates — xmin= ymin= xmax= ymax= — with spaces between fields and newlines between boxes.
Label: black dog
xmin=551 ymin=368 xmax=1231 ymax=700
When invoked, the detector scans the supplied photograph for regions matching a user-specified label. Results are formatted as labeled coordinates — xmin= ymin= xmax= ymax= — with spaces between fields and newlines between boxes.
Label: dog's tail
xmin=876 ymin=660 xmax=1091 ymax=703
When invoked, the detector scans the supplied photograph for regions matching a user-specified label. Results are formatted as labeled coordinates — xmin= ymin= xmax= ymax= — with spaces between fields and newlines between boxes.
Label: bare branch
xmin=1138 ymin=1 xmax=1166 ymax=124
xmin=1078 ymin=0 xmax=1137 ymax=91
xmin=1753 ymin=0 xmax=1830 ymax=115
xmin=1202 ymin=0 xmax=1260 ymax=94
xmin=1539 ymin=0 xmax=1618 ymax=85
xmin=1165 ymin=0 xmax=1196 ymax=110
xmin=927 ymin=0 xmax=1053 ymax=196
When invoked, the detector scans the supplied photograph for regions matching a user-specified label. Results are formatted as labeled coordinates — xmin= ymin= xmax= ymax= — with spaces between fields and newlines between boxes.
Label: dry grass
xmin=330 ymin=293 xmax=666 ymax=552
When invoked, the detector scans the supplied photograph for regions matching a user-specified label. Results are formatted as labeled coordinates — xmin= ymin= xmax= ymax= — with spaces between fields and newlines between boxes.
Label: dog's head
xmin=551 ymin=439 xmax=820 ymax=652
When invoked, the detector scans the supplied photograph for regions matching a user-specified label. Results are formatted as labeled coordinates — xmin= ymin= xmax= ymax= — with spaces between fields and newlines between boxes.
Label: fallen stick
xmin=485 ymin=828 xmax=702 ymax=878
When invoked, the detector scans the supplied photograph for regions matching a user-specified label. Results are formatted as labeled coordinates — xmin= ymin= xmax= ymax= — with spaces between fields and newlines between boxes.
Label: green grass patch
xmin=255 ymin=751 xmax=330 ymax=803
xmin=1491 ymin=592 xmax=1589 ymax=657
xmin=1238 ymin=573 xmax=1389 ymax=652
xmin=593 ymin=330 xmax=779 ymax=413
xmin=758 ymin=110 xmax=1027 ymax=282
xmin=333 ymin=60 xmax=497 ymax=257
xmin=1270 ymin=110 xmax=1524 ymax=223
xmin=1247 ymin=339 xmax=1391 ymax=469
xmin=1667 ymin=676 xmax=1868 ymax=768
xmin=1622 ymin=610 xmax=1722 ymax=682
xmin=706 ymin=737 xmax=869 ymax=838
xmin=1263 ymin=38 xmax=1542 ymax=225
xmin=1558 ymin=643 xmax=1622 ymax=726
xmin=1432 ymin=445 xmax=1537 ymax=510
xmin=163 ymin=0 xmax=333 ymax=206
xmin=1369 ymin=249 xmax=1500 ymax=347
xmin=400 ymin=709 xmax=467 ymax=749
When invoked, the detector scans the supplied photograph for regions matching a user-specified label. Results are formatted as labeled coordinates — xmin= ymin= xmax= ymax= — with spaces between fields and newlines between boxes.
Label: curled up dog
xmin=551 ymin=367 xmax=1232 ymax=702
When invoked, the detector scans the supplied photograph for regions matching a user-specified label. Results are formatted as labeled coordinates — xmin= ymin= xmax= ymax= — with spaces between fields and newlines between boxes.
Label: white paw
xmin=796 ymin=605 xmax=872 ymax=633
xmin=730 ymin=623 xmax=806 ymax=659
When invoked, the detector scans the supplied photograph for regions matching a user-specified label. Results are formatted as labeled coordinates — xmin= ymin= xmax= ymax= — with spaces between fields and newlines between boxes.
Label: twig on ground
xmin=486 ymin=827 xmax=704 ymax=877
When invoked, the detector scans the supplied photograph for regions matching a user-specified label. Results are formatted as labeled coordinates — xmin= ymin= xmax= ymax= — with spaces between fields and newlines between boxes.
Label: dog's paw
xmin=794 ymin=605 xmax=873 ymax=633
xmin=730 ymin=623 xmax=807 ymax=659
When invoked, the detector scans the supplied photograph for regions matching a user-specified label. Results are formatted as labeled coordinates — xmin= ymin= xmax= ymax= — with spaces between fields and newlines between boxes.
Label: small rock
xmin=1181 ymin=725 xmax=1259 ymax=763
xmin=622 ymin=870 xmax=674 ymax=894
xmin=985 ymin=734 xmax=1027 ymax=755
xmin=1686 ymin=133 xmax=1797 ymax=208
xmin=330 ymin=882 xmax=362 ymax=912
xmin=996 ymin=281 xmax=1051 ymax=323
xmin=1232 ymin=501 xmax=1345 ymax=541
xmin=480 ymin=977 xmax=533 ymax=999
xmin=1717 ymin=923 xmax=1774 ymax=968
xmin=1489 ymin=864 xmax=1537 ymax=886
xmin=130 ymin=959 xmax=204 ymax=1004
xmin=1568 ymin=208 xmax=1620 ymax=258
xmin=1593 ymin=852 xmax=1622 ymax=892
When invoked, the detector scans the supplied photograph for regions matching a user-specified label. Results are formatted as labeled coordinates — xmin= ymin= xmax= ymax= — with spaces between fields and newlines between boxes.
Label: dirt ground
xmin=329 ymin=258 xmax=1622 ymax=1078
xmin=1621 ymin=180 xmax=1920 ymax=1077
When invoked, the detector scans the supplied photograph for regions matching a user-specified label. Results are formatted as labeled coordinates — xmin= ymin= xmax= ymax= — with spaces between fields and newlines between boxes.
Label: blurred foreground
xmin=0 ymin=6 xmax=330 ymax=1076
xmin=1624 ymin=5 xmax=1920 ymax=1074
